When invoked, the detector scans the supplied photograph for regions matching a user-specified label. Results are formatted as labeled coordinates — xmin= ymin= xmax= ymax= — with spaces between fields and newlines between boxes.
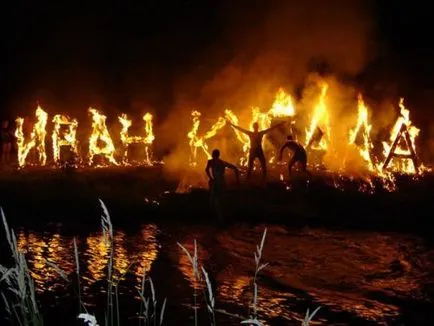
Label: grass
xmin=1 ymin=201 xmax=319 ymax=326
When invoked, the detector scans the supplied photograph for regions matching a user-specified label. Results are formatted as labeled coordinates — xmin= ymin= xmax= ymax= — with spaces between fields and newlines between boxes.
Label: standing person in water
xmin=0 ymin=119 xmax=13 ymax=167
xmin=227 ymin=120 xmax=285 ymax=181
xmin=205 ymin=149 xmax=240 ymax=222
xmin=279 ymin=134 xmax=311 ymax=179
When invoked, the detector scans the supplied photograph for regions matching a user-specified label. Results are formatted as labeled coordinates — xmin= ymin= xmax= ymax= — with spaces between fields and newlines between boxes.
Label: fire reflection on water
xmin=17 ymin=231 xmax=74 ymax=292
xmin=177 ymin=240 xmax=209 ymax=291
xmin=13 ymin=224 xmax=434 ymax=324
xmin=132 ymin=224 xmax=159 ymax=290
xmin=216 ymin=256 xmax=302 ymax=323
xmin=215 ymin=225 xmax=431 ymax=323
xmin=16 ymin=224 xmax=159 ymax=296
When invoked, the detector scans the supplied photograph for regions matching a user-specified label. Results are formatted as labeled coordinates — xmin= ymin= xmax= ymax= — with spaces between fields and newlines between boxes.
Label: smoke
xmin=429 ymin=123 xmax=434 ymax=163
xmin=162 ymin=0 xmax=376 ymax=175
xmin=198 ymin=0 xmax=374 ymax=105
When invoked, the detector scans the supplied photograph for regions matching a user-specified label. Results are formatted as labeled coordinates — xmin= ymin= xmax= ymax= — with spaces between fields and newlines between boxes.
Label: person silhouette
xmin=279 ymin=134 xmax=312 ymax=181
xmin=0 ymin=119 xmax=13 ymax=167
xmin=205 ymin=149 xmax=239 ymax=222
xmin=227 ymin=121 xmax=284 ymax=181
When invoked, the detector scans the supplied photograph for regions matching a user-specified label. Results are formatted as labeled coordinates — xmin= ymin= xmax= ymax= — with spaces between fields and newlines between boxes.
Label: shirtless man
xmin=205 ymin=149 xmax=239 ymax=221
xmin=279 ymin=135 xmax=310 ymax=179
xmin=227 ymin=121 xmax=284 ymax=180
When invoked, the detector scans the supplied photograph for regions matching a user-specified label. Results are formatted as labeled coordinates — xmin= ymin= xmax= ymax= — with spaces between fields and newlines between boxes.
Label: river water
xmin=7 ymin=221 xmax=434 ymax=325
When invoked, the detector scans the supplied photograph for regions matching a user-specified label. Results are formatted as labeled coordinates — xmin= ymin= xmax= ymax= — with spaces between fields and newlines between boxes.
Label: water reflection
xmin=17 ymin=230 xmax=74 ymax=292
xmin=83 ymin=231 xmax=130 ymax=285
xmin=16 ymin=224 xmax=160 ymax=296
xmin=84 ymin=233 xmax=110 ymax=285
xmin=132 ymin=224 xmax=159 ymax=289
xmin=214 ymin=225 xmax=431 ymax=323
xmin=12 ymin=223 xmax=434 ymax=324
xmin=216 ymin=253 xmax=301 ymax=322
xmin=176 ymin=238 xmax=210 ymax=290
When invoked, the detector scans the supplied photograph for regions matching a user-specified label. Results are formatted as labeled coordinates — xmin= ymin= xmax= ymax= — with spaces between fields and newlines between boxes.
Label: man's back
xmin=208 ymin=158 xmax=228 ymax=183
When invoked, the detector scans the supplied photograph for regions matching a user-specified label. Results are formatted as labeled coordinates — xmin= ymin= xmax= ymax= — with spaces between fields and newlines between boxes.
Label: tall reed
xmin=1 ymin=203 xmax=320 ymax=326
xmin=0 ymin=208 xmax=43 ymax=326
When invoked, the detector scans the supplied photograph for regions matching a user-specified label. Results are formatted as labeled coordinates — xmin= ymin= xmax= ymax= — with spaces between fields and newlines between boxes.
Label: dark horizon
xmin=1 ymin=1 xmax=433 ymax=122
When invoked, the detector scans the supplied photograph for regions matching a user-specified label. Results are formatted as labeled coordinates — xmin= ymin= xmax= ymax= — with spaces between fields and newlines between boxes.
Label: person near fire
xmin=227 ymin=120 xmax=285 ymax=181
xmin=205 ymin=149 xmax=239 ymax=221
xmin=0 ymin=119 xmax=13 ymax=167
xmin=279 ymin=134 xmax=310 ymax=179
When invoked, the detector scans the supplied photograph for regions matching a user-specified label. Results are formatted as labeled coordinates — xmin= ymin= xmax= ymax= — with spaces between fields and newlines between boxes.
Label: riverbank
xmin=0 ymin=165 xmax=432 ymax=239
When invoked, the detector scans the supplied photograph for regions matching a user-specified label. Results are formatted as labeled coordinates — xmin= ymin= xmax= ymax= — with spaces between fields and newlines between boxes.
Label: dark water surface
xmin=1 ymin=168 xmax=434 ymax=325
xmin=6 ymin=222 xmax=434 ymax=325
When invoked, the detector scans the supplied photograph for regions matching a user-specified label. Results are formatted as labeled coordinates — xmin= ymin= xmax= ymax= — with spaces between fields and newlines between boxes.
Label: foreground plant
xmin=70 ymin=199 xmax=167 ymax=326
xmin=177 ymin=240 xmax=216 ymax=326
xmin=1 ymin=202 xmax=320 ymax=326
xmin=0 ymin=208 xmax=43 ymax=326
xmin=241 ymin=228 xmax=321 ymax=326
xmin=138 ymin=269 xmax=167 ymax=326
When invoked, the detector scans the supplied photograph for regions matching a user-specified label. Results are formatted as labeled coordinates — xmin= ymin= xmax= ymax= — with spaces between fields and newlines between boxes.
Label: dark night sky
xmin=1 ymin=1 xmax=434 ymax=120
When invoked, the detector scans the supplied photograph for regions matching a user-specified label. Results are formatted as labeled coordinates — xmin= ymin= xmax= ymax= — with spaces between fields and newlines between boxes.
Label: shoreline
xmin=0 ymin=165 xmax=432 ymax=239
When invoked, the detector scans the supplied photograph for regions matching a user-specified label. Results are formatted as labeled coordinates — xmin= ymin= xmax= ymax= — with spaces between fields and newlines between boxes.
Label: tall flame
xmin=118 ymin=113 xmax=155 ymax=165
xmin=52 ymin=114 xmax=79 ymax=165
xmin=15 ymin=106 xmax=48 ymax=167
xmin=225 ymin=109 xmax=251 ymax=165
xmin=187 ymin=110 xmax=226 ymax=166
xmin=224 ymin=89 xmax=295 ymax=166
xmin=348 ymin=94 xmax=374 ymax=171
xmin=382 ymin=98 xmax=420 ymax=173
xmin=269 ymin=88 xmax=296 ymax=118
xmin=305 ymin=82 xmax=330 ymax=150
xmin=88 ymin=108 xmax=117 ymax=165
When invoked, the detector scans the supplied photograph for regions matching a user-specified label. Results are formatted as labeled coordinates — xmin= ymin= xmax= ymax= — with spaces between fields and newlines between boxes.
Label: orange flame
xmin=225 ymin=89 xmax=296 ymax=166
xmin=348 ymin=94 xmax=374 ymax=171
xmin=381 ymin=98 xmax=420 ymax=174
xmin=224 ymin=109 xmax=251 ymax=165
xmin=15 ymin=106 xmax=48 ymax=167
xmin=88 ymin=108 xmax=117 ymax=165
xmin=118 ymin=113 xmax=155 ymax=165
xmin=187 ymin=110 xmax=226 ymax=166
xmin=305 ymin=82 xmax=330 ymax=150
xmin=52 ymin=114 xmax=79 ymax=164
xmin=269 ymin=88 xmax=296 ymax=118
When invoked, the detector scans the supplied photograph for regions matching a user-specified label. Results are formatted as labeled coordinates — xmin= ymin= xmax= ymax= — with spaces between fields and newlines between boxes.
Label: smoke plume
xmin=162 ymin=0 xmax=376 ymax=173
